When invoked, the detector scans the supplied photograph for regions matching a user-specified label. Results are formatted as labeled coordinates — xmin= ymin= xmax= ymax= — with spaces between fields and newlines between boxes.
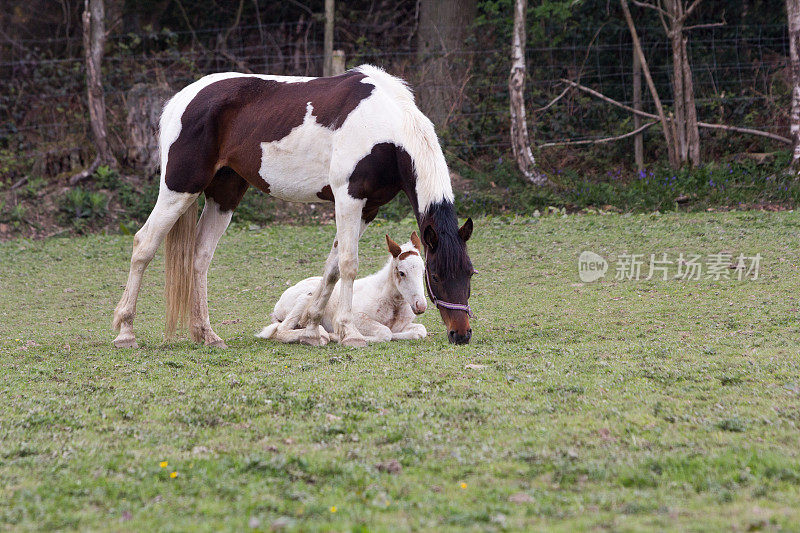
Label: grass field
xmin=2 ymin=212 xmax=800 ymax=531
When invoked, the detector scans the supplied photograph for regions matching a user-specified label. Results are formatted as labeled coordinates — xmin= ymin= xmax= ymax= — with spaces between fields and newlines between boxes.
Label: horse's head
xmin=422 ymin=217 xmax=474 ymax=345
xmin=386 ymin=233 xmax=427 ymax=315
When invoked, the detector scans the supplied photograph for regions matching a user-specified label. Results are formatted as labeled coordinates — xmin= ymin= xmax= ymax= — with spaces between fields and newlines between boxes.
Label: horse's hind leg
xmin=112 ymin=188 xmax=199 ymax=348
xmin=190 ymin=168 xmax=249 ymax=347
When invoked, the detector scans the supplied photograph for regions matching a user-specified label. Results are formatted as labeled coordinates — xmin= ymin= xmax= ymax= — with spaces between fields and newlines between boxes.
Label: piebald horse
xmin=112 ymin=65 xmax=474 ymax=348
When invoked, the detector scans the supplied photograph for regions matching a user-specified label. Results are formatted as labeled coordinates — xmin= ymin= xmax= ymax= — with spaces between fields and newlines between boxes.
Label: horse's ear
xmin=459 ymin=218 xmax=473 ymax=242
xmin=410 ymin=231 xmax=422 ymax=251
xmin=423 ymin=224 xmax=439 ymax=253
xmin=385 ymin=234 xmax=402 ymax=258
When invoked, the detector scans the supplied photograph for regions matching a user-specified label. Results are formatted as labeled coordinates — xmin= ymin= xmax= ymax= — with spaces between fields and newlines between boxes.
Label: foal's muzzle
xmin=448 ymin=328 xmax=472 ymax=345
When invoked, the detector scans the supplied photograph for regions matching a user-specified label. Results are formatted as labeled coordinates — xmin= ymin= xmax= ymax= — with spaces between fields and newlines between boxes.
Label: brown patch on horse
xmin=348 ymin=143 xmax=419 ymax=223
xmin=205 ymin=166 xmax=251 ymax=212
xmin=385 ymin=235 xmax=402 ymax=258
xmin=316 ymin=185 xmax=334 ymax=202
xmin=398 ymin=250 xmax=419 ymax=260
xmin=165 ymin=72 xmax=375 ymax=195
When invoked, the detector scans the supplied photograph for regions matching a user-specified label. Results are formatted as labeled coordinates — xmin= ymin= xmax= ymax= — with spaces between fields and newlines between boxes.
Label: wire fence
xmin=0 ymin=20 xmax=792 ymax=177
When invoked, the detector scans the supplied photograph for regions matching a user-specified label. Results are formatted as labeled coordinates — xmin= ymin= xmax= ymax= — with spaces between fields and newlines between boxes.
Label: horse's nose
xmin=414 ymin=300 xmax=427 ymax=314
xmin=448 ymin=329 xmax=472 ymax=345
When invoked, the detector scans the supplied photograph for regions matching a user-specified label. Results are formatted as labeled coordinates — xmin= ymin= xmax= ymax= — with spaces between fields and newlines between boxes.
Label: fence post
xmin=323 ymin=0 xmax=334 ymax=76
xmin=332 ymin=50 xmax=345 ymax=75
xmin=633 ymin=45 xmax=644 ymax=171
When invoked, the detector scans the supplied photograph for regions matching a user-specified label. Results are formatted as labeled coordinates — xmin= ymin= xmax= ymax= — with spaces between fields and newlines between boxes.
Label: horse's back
xmin=160 ymin=69 xmax=404 ymax=203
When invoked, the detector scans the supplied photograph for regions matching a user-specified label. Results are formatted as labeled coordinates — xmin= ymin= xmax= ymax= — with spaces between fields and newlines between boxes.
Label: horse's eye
xmin=432 ymin=275 xmax=439 ymax=283
xmin=399 ymin=271 xmax=406 ymax=277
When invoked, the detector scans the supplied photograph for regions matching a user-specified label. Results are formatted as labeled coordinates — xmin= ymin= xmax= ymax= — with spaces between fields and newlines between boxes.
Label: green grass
xmin=2 ymin=212 xmax=800 ymax=531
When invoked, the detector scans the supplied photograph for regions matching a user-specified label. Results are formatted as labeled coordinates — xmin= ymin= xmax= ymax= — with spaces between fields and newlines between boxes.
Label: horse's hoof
xmin=205 ymin=338 xmax=228 ymax=348
xmin=113 ymin=336 xmax=138 ymax=349
xmin=299 ymin=334 xmax=327 ymax=347
xmin=340 ymin=336 xmax=367 ymax=348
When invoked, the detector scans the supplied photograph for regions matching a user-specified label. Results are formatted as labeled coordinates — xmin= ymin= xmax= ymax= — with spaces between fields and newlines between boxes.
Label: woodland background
xmin=0 ymin=0 xmax=796 ymax=238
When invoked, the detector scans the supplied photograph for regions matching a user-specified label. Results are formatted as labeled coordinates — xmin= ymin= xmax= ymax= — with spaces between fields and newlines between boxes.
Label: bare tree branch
xmin=684 ymin=20 xmax=726 ymax=31
xmin=534 ymin=85 xmax=571 ymax=113
xmin=682 ymin=0 xmax=703 ymax=21
xmin=631 ymin=0 xmax=669 ymax=17
xmin=560 ymin=78 xmax=791 ymax=145
xmin=697 ymin=122 xmax=791 ymax=144
xmin=539 ymin=121 xmax=659 ymax=148
xmin=561 ymin=78 xmax=653 ymax=118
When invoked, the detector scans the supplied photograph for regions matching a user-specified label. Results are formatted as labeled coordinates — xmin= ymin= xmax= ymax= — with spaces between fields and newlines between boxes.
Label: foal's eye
xmin=398 ymin=271 xmax=406 ymax=277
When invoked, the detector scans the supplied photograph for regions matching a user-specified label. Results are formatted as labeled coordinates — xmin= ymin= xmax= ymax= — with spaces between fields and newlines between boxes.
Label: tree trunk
xmin=668 ymin=10 xmax=688 ymax=162
xmin=665 ymin=0 xmax=701 ymax=166
xmin=788 ymin=0 xmax=800 ymax=170
xmin=83 ymin=0 xmax=116 ymax=169
xmin=416 ymin=0 xmax=476 ymax=128
xmin=323 ymin=0 xmax=334 ymax=76
xmin=509 ymin=0 xmax=548 ymax=186
xmin=125 ymin=83 xmax=174 ymax=177
xmin=681 ymin=33 xmax=700 ymax=164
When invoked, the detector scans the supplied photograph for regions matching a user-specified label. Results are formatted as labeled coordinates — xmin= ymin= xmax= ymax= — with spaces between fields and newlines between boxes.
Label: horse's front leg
xmin=293 ymin=240 xmax=339 ymax=346
xmin=331 ymin=195 xmax=368 ymax=347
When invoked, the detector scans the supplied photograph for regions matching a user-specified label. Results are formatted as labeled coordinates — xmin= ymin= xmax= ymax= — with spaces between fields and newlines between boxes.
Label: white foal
xmin=257 ymin=232 xmax=427 ymax=344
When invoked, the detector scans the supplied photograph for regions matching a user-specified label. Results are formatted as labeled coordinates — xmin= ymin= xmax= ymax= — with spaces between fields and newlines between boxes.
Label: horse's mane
xmin=354 ymin=65 xmax=454 ymax=213
xmin=426 ymin=202 xmax=472 ymax=274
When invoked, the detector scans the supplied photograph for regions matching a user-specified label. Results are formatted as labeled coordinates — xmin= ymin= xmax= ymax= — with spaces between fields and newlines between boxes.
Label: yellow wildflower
xmin=330 ymin=506 xmax=337 ymax=513
xmin=170 ymin=471 xmax=178 ymax=478
xmin=460 ymin=482 xmax=467 ymax=489
xmin=159 ymin=461 xmax=168 ymax=468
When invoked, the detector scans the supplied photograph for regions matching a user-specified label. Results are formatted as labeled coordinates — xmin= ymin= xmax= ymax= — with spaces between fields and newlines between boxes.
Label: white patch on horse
xmin=258 ymin=102 xmax=333 ymax=202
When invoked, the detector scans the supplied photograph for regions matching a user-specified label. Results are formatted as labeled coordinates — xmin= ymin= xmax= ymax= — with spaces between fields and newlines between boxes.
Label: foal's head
xmin=385 ymin=233 xmax=427 ymax=315
xmin=422 ymin=217 xmax=474 ymax=345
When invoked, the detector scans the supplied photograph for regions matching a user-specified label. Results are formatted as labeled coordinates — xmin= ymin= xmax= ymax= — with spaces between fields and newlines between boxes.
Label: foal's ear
xmin=423 ymin=224 xmax=439 ymax=253
xmin=458 ymin=218 xmax=473 ymax=242
xmin=410 ymin=231 xmax=422 ymax=252
xmin=385 ymin=234 xmax=402 ymax=258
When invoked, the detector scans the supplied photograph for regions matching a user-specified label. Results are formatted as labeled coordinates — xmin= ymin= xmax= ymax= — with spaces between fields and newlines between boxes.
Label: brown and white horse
xmin=112 ymin=65 xmax=474 ymax=348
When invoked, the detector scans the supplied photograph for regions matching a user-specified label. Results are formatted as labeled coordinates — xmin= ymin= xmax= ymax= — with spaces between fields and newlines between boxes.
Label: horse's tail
xmin=164 ymin=201 xmax=197 ymax=339
xmin=355 ymin=64 xmax=454 ymax=212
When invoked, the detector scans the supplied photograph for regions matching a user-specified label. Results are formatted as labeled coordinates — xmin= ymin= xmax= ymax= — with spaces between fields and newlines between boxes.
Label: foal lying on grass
xmin=257 ymin=233 xmax=427 ymax=345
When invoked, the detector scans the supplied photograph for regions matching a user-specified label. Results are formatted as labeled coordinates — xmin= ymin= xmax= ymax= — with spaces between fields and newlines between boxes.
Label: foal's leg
xmin=352 ymin=315 xmax=394 ymax=343
xmin=113 ymin=189 xmax=199 ymax=348
xmin=391 ymin=323 xmax=428 ymax=341
xmin=190 ymin=170 xmax=249 ymax=347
